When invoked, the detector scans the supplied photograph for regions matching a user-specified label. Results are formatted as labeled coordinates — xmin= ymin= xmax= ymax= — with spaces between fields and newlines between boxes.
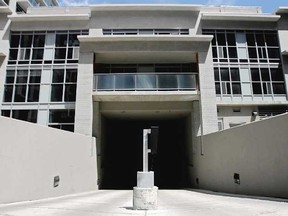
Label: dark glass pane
xmin=32 ymin=49 xmax=44 ymax=60
xmin=10 ymin=35 xmax=20 ymax=48
xmin=228 ymin=47 xmax=237 ymax=59
xmin=256 ymin=34 xmax=265 ymax=46
xmin=273 ymin=84 xmax=286 ymax=94
xmin=217 ymin=33 xmax=226 ymax=45
xmin=212 ymin=47 xmax=217 ymax=58
xmin=52 ymin=69 xmax=64 ymax=83
xmin=271 ymin=68 xmax=284 ymax=81
xmin=267 ymin=48 xmax=280 ymax=59
xmin=51 ymin=84 xmax=63 ymax=101
xmin=9 ymin=49 xmax=18 ymax=60
xmin=220 ymin=68 xmax=229 ymax=81
xmin=6 ymin=70 xmax=15 ymax=83
xmin=28 ymin=85 xmax=40 ymax=102
xmin=64 ymin=84 xmax=76 ymax=102
xmin=16 ymin=70 xmax=28 ymax=83
xmin=14 ymin=85 xmax=27 ymax=102
xmin=3 ymin=85 xmax=13 ymax=102
xmin=67 ymin=48 xmax=73 ymax=59
xmin=66 ymin=69 xmax=77 ymax=82
xmin=68 ymin=34 xmax=79 ymax=46
xmin=214 ymin=68 xmax=219 ymax=81
xmin=55 ymin=34 xmax=67 ymax=47
xmin=12 ymin=110 xmax=37 ymax=123
xmin=248 ymin=48 xmax=257 ymax=59
xmin=20 ymin=35 xmax=33 ymax=47
xmin=158 ymin=75 xmax=177 ymax=89
xmin=265 ymin=34 xmax=278 ymax=46
xmin=54 ymin=48 xmax=66 ymax=59
xmin=261 ymin=68 xmax=270 ymax=81
xmin=230 ymin=68 xmax=240 ymax=81
xmin=33 ymin=34 xmax=45 ymax=47
xmin=227 ymin=33 xmax=236 ymax=46
xmin=252 ymin=83 xmax=262 ymax=94
xmin=215 ymin=83 xmax=221 ymax=94
xmin=61 ymin=125 xmax=74 ymax=132
xmin=211 ymin=33 xmax=216 ymax=45
xmin=1 ymin=110 xmax=11 ymax=117
xmin=29 ymin=70 xmax=41 ymax=83
xmin=49 ymin=110 xmax=75 ymax=123
xmin=49 ymin=125 xmax=61 ymax=129
xmin=246 ymin=33 xmax=255 ymax=46
xmin=251 ymin=69 xmax=260 ymax=81
xmin=226 ymin=83 xmax=231 ymax=94
xmin=232 ymin=83 xmax=241 ymax=94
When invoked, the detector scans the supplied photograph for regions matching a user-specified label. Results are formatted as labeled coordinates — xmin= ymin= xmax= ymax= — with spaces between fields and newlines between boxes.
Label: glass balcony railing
xmin=29 ymin=0 xmax=38 ymax=7
xmin=93 ymin=73 xmax=198 ymax=91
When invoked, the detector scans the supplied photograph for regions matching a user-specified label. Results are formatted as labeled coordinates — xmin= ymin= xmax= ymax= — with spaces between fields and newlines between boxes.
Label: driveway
xmin=0 ymin=190 xmax=288 ymax=215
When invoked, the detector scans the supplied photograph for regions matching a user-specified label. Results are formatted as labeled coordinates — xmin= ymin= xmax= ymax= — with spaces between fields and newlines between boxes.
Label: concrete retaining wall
xmin=0 ymin=117 xmax=98 ymax=204
xmin=193 ymin=113 xmax=288 ymax=198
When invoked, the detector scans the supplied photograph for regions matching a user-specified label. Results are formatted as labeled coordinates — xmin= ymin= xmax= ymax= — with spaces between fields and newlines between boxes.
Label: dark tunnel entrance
xmin=100 ymin=117 xmax=190 ymax=189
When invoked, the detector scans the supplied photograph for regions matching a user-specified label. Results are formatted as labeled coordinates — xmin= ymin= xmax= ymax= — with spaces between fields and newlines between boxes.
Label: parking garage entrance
xmin=100 ymin=116 xmax=191 ymax=189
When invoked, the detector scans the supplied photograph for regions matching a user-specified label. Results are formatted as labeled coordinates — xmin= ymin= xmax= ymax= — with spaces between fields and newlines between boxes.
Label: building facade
xmin=0 ymin=0 xmax=288 ymax=189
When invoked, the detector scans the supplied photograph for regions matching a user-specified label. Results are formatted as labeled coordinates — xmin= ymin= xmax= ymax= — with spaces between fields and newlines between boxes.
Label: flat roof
xmin=275 ymin=7 xmax=288 ymax=14
xmin=201 ymin=13 xmax=280 ymax=22
xmin=89 ymin=4 xmax=203 ymax=12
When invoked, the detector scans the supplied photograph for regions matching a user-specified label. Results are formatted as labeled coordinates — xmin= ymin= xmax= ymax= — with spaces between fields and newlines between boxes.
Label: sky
xmin=59 ymin=0 xmax=288 ymax=13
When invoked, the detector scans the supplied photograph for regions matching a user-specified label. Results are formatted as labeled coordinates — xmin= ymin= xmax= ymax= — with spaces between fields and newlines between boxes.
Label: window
xmin=215 ymin=67 xmax=241 ymax=95
xmin=3 ymin=69 xmax=41 ymax=103
xmin=203 ymin=30 xmax=281 ymax=64
xmin=8 ymin=30 xmax=88 ymax=65
xmin=51 ymin=68 xmax=77 ymax=102
xmin=204 ymin=29 xmax=285 ymax=100
xmin=103 ymin=29 xmax=189 ymax=35
xmin=3 ymin=110 xmax=38 ymax=123
xmin=49 ymin=109 xmax=75 ymax=132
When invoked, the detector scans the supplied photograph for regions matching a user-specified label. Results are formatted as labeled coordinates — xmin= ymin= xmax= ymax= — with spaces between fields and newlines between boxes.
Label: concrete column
xmin=92 ymin=101 xmax=102 ymax=186
xmin=278 ymin=27 xmax=288 ymax=99
xmin=197 ymin=46 xmax=218 ymax=135
xmin=74 ymin=52 xmax=94 ymax=136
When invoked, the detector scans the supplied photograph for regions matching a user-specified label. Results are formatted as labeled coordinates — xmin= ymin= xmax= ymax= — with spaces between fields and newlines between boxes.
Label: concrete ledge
xmin=201 ymin=13 xmax=280 ymax=22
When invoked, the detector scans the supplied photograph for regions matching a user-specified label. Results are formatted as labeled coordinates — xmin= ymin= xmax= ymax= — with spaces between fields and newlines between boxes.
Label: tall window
xmin=203 ymin=30 xmax=281 ymax=64
xmin=3 ymin=69 xmax=41 ymax=103
xmin=8 ymin=30 xmax=88 ymax=65
xmin=203 ymin=29 xmax=286 ymax=99
xmin=51 ymin=68 xmax=77 ymax=102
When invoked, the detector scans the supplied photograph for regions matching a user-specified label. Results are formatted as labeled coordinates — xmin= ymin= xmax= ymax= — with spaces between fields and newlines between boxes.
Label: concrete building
xmin=0 ymin=0 xmax=288 ymax=198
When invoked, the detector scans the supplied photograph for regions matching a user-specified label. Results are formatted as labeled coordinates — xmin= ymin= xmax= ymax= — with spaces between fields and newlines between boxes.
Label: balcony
xmin=93 ymin=73 xmax=198 ymax=91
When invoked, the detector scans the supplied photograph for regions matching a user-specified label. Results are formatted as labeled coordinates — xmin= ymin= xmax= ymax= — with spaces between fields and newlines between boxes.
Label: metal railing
xmin=93 ymin=73 xmax=198 ymax=91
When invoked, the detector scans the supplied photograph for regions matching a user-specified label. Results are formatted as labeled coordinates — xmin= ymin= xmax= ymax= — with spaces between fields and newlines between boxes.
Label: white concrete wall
xmin=0 ymin=116 xmax=98 ymax=204
xmin=217 ymin=106 xmax=259 ymax=130
xmin=193 ymin=113 xmax=288 ymax=198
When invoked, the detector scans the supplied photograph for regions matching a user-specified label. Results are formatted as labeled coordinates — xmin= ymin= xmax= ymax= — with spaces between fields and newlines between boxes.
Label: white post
xmin=133 ymin=128 xmax=158 ymax=210
xmin=143 ymin=129 xmax=151 ymax=172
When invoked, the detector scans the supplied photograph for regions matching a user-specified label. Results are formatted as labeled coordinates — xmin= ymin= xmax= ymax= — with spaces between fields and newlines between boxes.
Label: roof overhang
xmin=90 ymin=4 xmax=202 ymax=12
xmin=0 ymin=6 xmax=12 ymax=13
xmin=8 ymin=14 xmax=90 ymax=22
xmin=275 ymin=7 xmax=288 ymax=14
xmin=78 ymin=35 xmax=213 ymax=43
xmin=201 ymin=13 xmax=280 ymax=22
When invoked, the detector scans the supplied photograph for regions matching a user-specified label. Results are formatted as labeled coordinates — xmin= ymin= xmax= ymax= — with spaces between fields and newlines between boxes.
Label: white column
xmin=198 ymin=45 xmax=218 ymax=135
xmin=74 ymin=52 xmax=94 ymax=136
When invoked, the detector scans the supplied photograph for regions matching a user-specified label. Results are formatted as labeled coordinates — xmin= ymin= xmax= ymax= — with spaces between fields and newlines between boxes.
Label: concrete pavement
xmin=0 ymin=190 xmax=288 ymax=216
